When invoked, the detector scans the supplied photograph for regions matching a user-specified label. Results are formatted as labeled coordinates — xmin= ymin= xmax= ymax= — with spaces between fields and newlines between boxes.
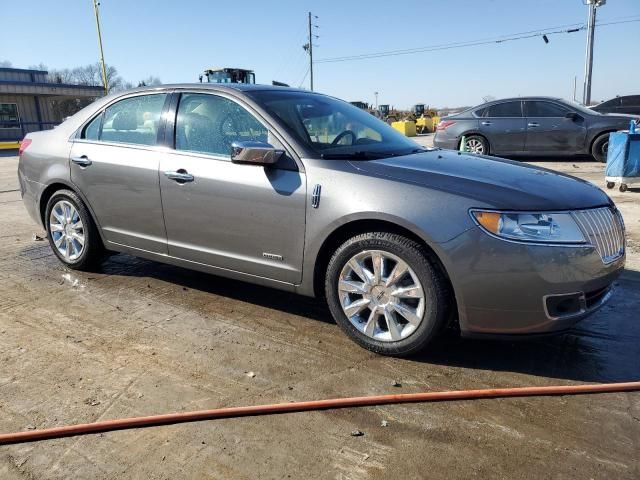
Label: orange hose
xmin=1 ymin=381 xmax=638 ymax=445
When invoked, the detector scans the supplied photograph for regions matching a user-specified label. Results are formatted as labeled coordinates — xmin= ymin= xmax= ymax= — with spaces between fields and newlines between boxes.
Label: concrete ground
xmin=0 ymin=148 xmax=638 ymax=479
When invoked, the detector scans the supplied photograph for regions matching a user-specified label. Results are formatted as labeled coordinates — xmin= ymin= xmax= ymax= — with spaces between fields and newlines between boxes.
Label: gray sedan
xmin=434 ymin=96 xmax=636 ymax=162
xmin=18 ymin=85 xmax=625 ymax=356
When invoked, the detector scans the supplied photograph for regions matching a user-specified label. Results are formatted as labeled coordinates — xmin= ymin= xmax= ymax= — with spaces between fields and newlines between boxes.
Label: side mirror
xmin=565 ymin=111 xmax=580 ymax=121
xmin=230 ymin=141 xmax=284 ymax=165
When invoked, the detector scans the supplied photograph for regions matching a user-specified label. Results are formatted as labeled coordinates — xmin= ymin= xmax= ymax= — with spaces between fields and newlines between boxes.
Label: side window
xmin=100 ymin=94 xmax=167 ymax=146
xmin=600 ymin=97 xmax=621 ymax=108
xmin=526 ymin=101 xmax=569 ymax=117
xmin=175 ymin=93 xmax=268 ymax=157
xmin=622 ymin=96 xmax=640 ymax=106
xmin=486 ymin=102 xmax=522 ymax=117
xmin=82 ymin=112 xmax=102 ymax=140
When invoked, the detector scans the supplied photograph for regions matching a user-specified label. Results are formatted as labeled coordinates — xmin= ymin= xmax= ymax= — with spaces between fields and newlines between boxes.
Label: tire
xmin=463 ymin=135 xmax=488 ymax=155
xmin=606 ymin=181 xmax=615 ymax=189
xmin=619 ymin=184 xmax=628 ymax=192
xmin=591 ymin=133 xmax=610 ymax=163
xmin=45 ymin=189 xmax=104 ymax=271
xmin=325 ymin=232 xmax=450 ymax=357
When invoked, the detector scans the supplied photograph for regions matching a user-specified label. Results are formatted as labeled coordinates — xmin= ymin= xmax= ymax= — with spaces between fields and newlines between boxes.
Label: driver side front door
xmin=159 ymin=92 xmax=307 ymax=284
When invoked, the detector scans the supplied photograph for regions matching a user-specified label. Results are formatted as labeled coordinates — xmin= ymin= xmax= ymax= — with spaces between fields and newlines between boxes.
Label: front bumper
xmin=439 ymin=227 xmax=625 ymax=336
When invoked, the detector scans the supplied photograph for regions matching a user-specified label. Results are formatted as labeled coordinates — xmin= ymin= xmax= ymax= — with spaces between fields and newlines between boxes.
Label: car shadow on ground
xmin=96 ymin=253 xmax=640 ymax=384
xmin=0 ymin=149 xmax=18 ymax=158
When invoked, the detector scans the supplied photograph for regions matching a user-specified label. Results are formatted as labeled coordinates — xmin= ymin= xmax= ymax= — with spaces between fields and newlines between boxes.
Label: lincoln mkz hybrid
xmin=18 ymin=85 xmax=625 ymax=356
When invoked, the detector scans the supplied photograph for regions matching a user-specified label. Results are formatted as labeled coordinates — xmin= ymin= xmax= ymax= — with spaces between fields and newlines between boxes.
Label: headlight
xmin=471 ymin=210 xmax=585 ymax=244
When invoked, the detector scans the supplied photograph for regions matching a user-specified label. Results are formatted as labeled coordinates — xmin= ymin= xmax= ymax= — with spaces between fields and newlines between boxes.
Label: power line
xmin=315 ymin=18 xmax=640 ymax=64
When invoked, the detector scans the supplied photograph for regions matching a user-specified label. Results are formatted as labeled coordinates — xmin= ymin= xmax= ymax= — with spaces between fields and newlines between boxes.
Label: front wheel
xmin=45 ymin=189 xmax=104 ymax=271
xmin=325 ymin=232 xmax=450 ymax=357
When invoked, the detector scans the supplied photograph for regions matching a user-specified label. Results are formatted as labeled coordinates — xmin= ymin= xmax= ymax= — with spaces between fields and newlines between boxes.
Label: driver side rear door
xmin=158 ymin=92 xmax=307 ymax=284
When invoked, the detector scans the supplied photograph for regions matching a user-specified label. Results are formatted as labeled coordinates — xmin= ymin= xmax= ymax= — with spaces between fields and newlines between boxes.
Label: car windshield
xmin=248 ymin=90 xmax=423 ymax=159
xmin=563 ymin=99 xmax=601 ymax=116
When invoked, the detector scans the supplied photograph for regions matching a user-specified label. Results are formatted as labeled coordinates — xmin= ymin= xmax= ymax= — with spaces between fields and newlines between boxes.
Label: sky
xmin=1 ymin=0 xmax=639 ymax=109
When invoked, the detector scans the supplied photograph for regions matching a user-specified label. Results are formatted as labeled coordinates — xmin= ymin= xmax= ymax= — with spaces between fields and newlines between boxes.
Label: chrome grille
xmin=572 ymin=207 xmax=625 ymax=264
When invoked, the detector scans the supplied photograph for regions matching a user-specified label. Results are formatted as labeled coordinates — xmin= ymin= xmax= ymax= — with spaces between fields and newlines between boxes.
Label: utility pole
xmin=308 ymin=12 xmax=314 ymax=91
xmin=303 ymin=12 xmax=318 ymax=91
xmin=92 ymin=0 xmax=109 ymax=95
xmin=582 ymin=0 xmax=606 ymax=105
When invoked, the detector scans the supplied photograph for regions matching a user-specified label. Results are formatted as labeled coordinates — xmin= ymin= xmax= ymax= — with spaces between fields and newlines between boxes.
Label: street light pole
xmin=92 ymin=0 xmax=109 ymax=95
xmin=582 ymin=0 xmax=605 ymax=106
xmin=308 ymin=12 xmax=314 ymax=91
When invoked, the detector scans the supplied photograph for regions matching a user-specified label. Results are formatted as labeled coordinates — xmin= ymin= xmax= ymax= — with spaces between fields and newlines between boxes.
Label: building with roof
xmin=0 ymin=67 xmax=104 ymax=146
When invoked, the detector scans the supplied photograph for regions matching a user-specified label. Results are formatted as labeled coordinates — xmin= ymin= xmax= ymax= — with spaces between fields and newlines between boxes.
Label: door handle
xmin=481 ymin=121 xmax=492 ymax=126
xmin=528 ymin=122 xmax=540 ymax=127
xmin=71 ymin=155 xmax=92 ymax=167
xmin=164 ymin=170 xmax=194 ymax=183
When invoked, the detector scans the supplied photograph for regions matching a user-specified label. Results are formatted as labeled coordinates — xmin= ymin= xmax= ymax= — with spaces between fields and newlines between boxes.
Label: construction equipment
xmin=350 ymin=101 xmax=370 ymax=110
xmin=200 ymin=67 xmax=256 ymax=84
xmin=410 ymin=104 xmax=440 ymax=134
xmin=199 ymin=68 xmax=289 ymax=87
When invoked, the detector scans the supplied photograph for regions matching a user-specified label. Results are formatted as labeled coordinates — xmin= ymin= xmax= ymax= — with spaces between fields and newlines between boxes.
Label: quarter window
xmin=175 ymin=93 xmax=268 ymax=157
xmin=83 ymin=113 xmax=102 ymax=141
xmin=526 ymin=101 xmax=569 ymax=117
xmin=484 ymin=102 xmax=522 ymax=117
xmin=97 ymin=94 xmax=167 ymax=146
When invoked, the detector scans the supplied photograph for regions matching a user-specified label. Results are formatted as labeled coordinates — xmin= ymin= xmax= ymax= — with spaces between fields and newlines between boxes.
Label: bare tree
xmin=0 ymin=60 xmax=12 ymax=67
xmin=482 ymin=95 xmax=496 ymax=103
xmin=137 ymin=76 xmax=162 ymax=87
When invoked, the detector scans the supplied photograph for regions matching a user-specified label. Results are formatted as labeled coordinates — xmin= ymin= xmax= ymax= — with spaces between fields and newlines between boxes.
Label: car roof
xmin=113 ymin=83 xmax=314 ymax=96
xmin=479 ymin=96 xmax=563 ymax=106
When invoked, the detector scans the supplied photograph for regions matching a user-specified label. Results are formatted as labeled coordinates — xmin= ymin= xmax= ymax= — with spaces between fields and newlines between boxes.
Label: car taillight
xmin=436 ymin=121 xmax=456 ymax=131
xmin=18 ymin=138 xmax=32 ymax=156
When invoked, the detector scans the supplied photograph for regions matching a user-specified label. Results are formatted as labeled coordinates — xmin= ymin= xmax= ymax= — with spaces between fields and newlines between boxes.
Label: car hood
xmin=602 ymin=113 xmax=640 ymax=120
xmin=350 ymin=150 xmax=610 ymax=211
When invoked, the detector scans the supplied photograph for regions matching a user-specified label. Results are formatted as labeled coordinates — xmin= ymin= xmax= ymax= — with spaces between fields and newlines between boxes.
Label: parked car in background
xmin=591 ymin=95 xmax=640 ymax=116
xmin=18 ymin=85 xmax=625 ymax=356
xmin=434 ymin=96 xmax=638 ymax=162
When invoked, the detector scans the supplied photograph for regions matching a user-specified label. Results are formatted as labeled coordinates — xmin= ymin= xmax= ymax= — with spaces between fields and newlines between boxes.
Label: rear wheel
xmin=45 ymin=189 xmax=104 ymax=271
xmin=325 ymin=232 xmax=450 ymax=357
xmin=591 ymin=134 xmax=610 ymax=163
xmin=463 ymin=135 xmax=488 ymax=155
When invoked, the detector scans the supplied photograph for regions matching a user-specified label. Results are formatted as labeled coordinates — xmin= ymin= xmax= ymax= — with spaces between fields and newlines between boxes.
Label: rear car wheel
xmin=591 ymin=134 xmax=610 ymax=163
xmin=45 ymin=190 xmax=104 ymax=271
xmin=463 ymin=135 xmax=488 ymax=155
xmin=325 ymin=232 xmax=450 ymax=357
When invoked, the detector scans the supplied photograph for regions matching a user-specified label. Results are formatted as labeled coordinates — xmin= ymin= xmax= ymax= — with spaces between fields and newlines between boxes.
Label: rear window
xmin=622 ymin=96 xmax=640 ymax=106
xmin=82 ymin=93 xmax=168 ymax=146
xmin=483 ymin=101 xmax=522 ymax=118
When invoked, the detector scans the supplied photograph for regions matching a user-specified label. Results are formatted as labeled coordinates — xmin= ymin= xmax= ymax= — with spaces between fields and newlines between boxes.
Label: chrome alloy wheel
xmin=49 ymin=200 xmax=85 ymax=261
xmin=465 ymin=138 xmax=485 ymax=154
xmin=338 ymin=250 xmax=425 ymax=342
